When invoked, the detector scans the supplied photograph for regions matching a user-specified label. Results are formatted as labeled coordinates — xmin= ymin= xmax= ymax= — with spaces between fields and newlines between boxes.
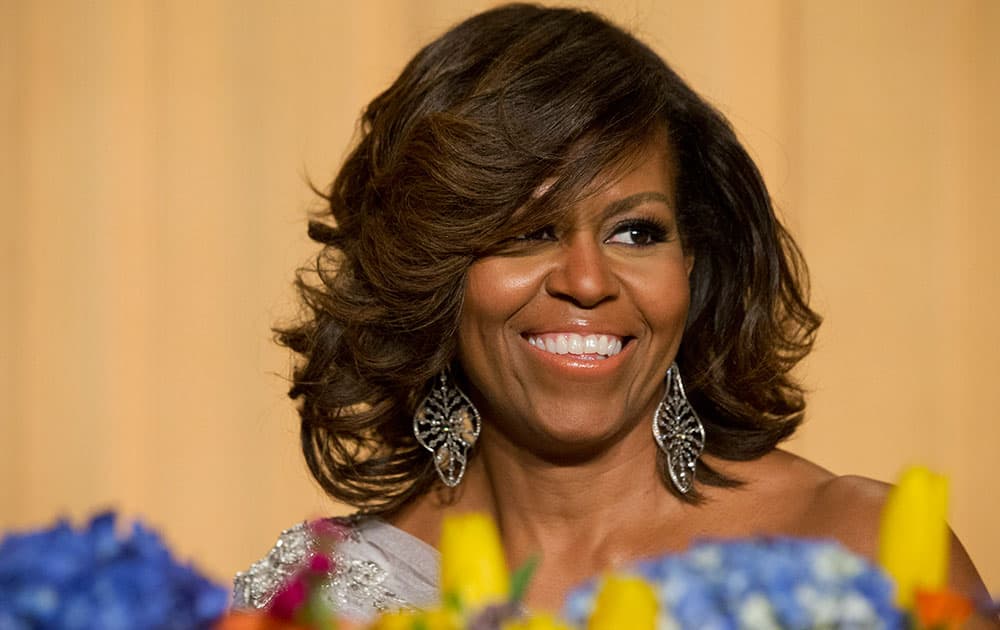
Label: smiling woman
xmin=231 ymin=2 xmax=991 ymax=621
xmin=457 ymin=135 xmax=692 ymax=464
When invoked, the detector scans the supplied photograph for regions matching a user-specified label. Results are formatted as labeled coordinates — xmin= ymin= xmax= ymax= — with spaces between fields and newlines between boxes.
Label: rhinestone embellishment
xmin=413 ymin=370 xmax=481 ymax=487
xmin=232 ymin=517 xmax=404 ymax=614
xmin=652 ymin=363 xmax=706 ymax=494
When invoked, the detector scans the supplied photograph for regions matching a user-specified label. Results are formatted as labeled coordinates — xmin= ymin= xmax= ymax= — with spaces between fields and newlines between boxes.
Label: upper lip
xmin=520 ymin=321 xmax=634 ymax=340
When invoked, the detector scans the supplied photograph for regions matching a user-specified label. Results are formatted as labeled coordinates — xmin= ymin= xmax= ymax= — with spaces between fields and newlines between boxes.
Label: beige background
xmin=2 ymin=0 xmax=997 ymax=593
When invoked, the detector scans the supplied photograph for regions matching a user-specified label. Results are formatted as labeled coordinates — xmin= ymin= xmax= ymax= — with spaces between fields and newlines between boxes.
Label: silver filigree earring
xmin=413 ymin=369 xmax=481 ymax=487
xmin=652 ymin=362 xmax=706 ymax=494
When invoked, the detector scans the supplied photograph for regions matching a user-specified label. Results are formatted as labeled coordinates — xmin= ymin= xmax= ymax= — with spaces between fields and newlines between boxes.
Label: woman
xmin=234 ymin=3 xmax=989 ymax=620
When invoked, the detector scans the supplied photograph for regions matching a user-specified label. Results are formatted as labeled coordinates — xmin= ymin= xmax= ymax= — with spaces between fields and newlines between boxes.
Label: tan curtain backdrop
xmin=2 ymin=0 xmax=997 ymax=590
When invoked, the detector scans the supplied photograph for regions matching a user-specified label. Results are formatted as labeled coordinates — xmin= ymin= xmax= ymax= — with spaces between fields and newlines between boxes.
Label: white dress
xmin=232 ymin=516 xmax=440 ymax=622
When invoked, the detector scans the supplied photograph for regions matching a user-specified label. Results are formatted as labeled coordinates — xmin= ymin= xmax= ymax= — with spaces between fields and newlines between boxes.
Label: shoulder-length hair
xmin=279 ymin=3 xmax=821 ymax=511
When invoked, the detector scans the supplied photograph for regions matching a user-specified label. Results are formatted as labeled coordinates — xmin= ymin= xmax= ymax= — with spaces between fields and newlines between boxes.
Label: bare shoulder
xmin=769 ymin=463 xmax=990 ymax=603
xmin=704 ymin=451 xmax=884 ymax=549
xmin=801 ymin=473 xmax=891 ymax=557
xmin=711 ymin=448 xmax=836 ymax=493
xmin=810 ymin=473 xmax=892 ymax=520
xmin=716 ymin=449 xmax=863 ymax=509
xmin=719 ymin=451 xmax=888 ymax=540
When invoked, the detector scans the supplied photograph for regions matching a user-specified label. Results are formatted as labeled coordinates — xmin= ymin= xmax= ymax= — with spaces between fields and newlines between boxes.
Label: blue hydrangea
xmin=0 ymin=512 xmax=228 ymax=629
xmin=563 ymin=538 xmax=905 ymax=630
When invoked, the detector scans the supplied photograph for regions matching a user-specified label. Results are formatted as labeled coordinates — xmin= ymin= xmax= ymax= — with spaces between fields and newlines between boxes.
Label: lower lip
xmin=522 ymin=337 xmax=631 ymax=376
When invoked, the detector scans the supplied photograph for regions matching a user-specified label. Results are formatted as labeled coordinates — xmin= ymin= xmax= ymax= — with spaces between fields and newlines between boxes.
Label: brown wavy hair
xmin=278 ymin=3 xmax=821 ymax=511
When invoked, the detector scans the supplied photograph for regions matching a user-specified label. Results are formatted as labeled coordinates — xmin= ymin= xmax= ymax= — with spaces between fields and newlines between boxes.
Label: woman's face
xmin=457 ymin=134 xmax=692 ymax=459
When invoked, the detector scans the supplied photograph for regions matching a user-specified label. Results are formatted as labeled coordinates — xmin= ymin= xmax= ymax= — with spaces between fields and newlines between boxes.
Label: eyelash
xmin=606 ymin=217 xmax=670 ymax=246
xmin=512 ymin=217 xmax=672 ymax=247
xmin=516 ymin=226 xmax=558 ymax=242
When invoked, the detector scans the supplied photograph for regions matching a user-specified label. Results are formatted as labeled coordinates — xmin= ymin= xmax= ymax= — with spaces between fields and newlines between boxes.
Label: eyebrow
xmin=602 ymin=192 xmax=673 ymax=221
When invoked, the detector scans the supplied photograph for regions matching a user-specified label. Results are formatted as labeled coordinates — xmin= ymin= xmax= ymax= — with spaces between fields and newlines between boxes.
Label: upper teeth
xmin=527 ymin=333 xmax=623 ymax=357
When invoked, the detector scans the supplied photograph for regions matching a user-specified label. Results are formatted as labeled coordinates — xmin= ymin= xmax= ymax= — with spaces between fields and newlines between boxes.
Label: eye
xmin=606 ymin=218 xmax=670 ymax=246
xmin=516 ymin=225 xmax=558 ymax=241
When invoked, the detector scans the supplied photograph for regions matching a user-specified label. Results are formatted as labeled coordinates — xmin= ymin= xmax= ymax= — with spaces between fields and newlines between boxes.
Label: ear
xmin=684 ymin=253 xmax=695 ymax=277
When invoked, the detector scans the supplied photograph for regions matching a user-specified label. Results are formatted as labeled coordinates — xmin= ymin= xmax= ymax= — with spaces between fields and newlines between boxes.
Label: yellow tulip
xmin=439 ymin=513 xmax=510 ymax=610
xmin=418 ymin=607 xmax=462 ymax=630
xmin=878 ymin=466 xmax=950 ymax=608
xmin=501 ymin=613 xmax=574 ymax=630
xmin=368 ymin=607 xmax=460 ymax=630
xmin=587 ymin=574 xmax=658 ymax=630
xmin=367 ymin=610 xmax=420 ymax=630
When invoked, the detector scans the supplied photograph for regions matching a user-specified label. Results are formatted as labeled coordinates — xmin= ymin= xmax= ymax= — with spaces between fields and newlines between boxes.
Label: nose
xmin=544 ymin=235 xmax=620 ymax=308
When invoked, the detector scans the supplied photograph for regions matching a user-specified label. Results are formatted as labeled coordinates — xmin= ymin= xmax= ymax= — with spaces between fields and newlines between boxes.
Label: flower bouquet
xmin=219 ymin=518 xmax=904 ymax=630
xmin=564 ymin=538 xmax=901 ymax=628
xmin=217 ymin=466 xmax=994 ymax=630
xmin=0 ymin=512 xmax=227 ymax=629
xmin=1 ymin=466 xmax=995 ymax=629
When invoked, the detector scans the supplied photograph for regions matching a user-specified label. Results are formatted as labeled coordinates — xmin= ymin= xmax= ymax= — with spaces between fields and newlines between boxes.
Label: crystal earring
xmin=652 ymin=362 xmax=706 ymax=494
xmin=413 ymin=369 xmax=481 ymax=487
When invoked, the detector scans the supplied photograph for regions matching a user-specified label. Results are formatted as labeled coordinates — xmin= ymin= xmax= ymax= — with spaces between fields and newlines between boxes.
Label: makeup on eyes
xmin=605 ymin=215 xmax=672 ymax=246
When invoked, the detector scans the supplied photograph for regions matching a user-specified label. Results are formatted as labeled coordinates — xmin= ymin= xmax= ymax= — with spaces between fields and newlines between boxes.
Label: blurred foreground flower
xmin=500 ymin=612 xmax=571 ymax=630
xmin=913 ymin=589 xmax=974 ymax=630
xmin=585 ymin=575 xmax=656 ymax=630
xmin=215 ymin=611 xmax=313 ymax=630
xmin=440 ymin=513 xmax=510 ymax=611
xmin=564 ymin=538 xmax=901 ymax=629
xmin=878 ymin=465 xmax=980 ymax=629
xmin=879 ymin=466 xmax=950 ymax=609
xmin=367 ymin=607 xmax=459 ymax=630
xmin=0 ymin=512 xmax=227 ymax=629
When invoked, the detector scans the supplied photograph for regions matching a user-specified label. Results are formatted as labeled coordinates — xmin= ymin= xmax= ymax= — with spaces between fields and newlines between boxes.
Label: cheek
xmin=623 ymin=256 xmax=691 ymax=339
xmin=457 ymin=258 xmax=540 ymax=354
xmin=657 ymin=266 xmax=691 ymax=319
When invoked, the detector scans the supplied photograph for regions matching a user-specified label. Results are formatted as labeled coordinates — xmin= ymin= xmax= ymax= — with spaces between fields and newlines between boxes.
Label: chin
xmin=514 ymin=414 xmax=637 ymax=464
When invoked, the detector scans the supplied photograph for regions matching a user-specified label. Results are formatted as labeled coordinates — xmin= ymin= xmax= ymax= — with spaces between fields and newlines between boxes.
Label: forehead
xmin=558 ymin=130 xmax=677 ymax=213
xmin=595 ymin=131 xmax=675 ymax=194
xmin=495 ymin=128 xmax=676 ymax=243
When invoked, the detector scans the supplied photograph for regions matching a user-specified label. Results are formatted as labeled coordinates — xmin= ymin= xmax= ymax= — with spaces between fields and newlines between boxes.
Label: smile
xmin=525 ymin=333 xmax=624 ymax=357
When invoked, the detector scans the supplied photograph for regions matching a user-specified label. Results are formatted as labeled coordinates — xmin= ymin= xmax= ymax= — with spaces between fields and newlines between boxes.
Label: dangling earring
xmin=413 ymin=368 xmax=481 ymax=488
xmin=652 ymin=362 xmax=706 ymax=494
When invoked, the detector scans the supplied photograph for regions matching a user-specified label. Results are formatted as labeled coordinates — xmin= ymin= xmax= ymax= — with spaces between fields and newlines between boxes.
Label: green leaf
xmin=298 ymin=589 xmax=337 ymax=630
xmin=443 ymin=590 xmax=464 ymax=613
xmin=509 ymin=555 xmax=540 ymax=603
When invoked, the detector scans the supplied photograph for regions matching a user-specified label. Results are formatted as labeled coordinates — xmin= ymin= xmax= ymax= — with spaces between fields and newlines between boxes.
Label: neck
xmin=439 ymin=424 xmax=684 ymax=612
xmin=386 ymin=417 xmax=699 ymax=613
xmin=462 ymin=421 xmax=681 ymax=567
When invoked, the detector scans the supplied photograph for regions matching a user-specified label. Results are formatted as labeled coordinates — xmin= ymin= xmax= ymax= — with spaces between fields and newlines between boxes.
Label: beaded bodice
xmin=232 ymin=516 xmax=439 ymax=621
